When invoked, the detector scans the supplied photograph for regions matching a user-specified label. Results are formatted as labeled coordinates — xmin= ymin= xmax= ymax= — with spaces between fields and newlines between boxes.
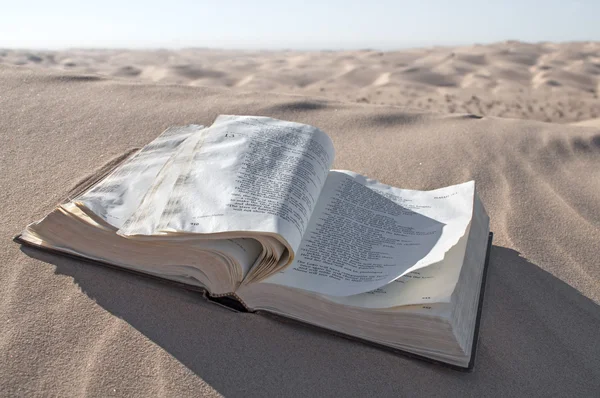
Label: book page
xmin=118 ymin=126 xmax=206 ymax=235
xmin=153 ymin=115 xmax=335 ymax=252
xmin=116 ymin=127 xmax=263 ymax=277
xmin=76 ymin=125 xmax=203 ymax=229
xmin=323 ymin=221 xmax=472 ymax=308
xmin=326 ymin=191 xmax=488 ymax=308
xmin=262 ymin=171 xmax=474 ymax=297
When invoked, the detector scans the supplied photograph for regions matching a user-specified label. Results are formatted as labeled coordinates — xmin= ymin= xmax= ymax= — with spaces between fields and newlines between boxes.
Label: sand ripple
xmin=2 ymin=41 xmax=600 ymax=123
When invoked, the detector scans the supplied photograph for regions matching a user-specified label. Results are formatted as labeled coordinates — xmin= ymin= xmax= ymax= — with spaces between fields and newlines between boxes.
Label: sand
xmin=1 ymin=60 xmax=600 ymax=397
xmin=573 ymin=117 xmax=600 ymax=127
xmin=2 ymin=41 xmax=600 ymax=124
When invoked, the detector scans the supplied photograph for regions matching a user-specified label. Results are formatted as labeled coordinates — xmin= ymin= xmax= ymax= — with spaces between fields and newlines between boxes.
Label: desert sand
xmin=2 ymin=41 xmax=600 ymax=123
xmin=1 ymin=44 xmax=600 ymax=397
xmin=574 ymin=117 xmax=600 ymax=127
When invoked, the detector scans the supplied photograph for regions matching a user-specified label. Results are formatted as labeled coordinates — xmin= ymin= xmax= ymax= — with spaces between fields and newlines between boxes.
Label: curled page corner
xmin=264 ymin=175 xmax=475 ymax=297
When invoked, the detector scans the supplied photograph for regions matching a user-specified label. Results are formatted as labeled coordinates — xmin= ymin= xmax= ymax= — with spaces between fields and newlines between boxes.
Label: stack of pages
xmin=17 ymin=115 xmax=491 ymax=369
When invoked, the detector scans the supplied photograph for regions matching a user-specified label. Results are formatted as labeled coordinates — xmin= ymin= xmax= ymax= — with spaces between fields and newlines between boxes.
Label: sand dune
xmin=2 ymin=41 xmax=600 ymax=123
xmin=1 ymin=65 xmax=599 ymax=396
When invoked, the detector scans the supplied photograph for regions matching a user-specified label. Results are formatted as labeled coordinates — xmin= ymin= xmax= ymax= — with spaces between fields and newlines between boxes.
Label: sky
xmin=1 ymin=0 xmax=599 ymax=50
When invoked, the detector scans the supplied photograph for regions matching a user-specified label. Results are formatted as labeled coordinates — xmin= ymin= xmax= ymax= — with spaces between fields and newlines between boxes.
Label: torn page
xmin=262 ymin=172 xmax=474 ymax=296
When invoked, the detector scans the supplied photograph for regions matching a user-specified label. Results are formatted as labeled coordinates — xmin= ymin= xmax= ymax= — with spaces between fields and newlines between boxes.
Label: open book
xmin=17 ymin=115 xmax=491 ymax=369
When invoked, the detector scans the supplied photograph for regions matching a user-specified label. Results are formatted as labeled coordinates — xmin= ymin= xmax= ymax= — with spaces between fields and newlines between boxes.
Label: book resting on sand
xmin=16 ymin=115 xmax=492 ymax=370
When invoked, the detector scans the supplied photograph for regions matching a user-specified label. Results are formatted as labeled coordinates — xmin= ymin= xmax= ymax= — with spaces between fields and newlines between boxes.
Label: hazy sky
xmin=2 ymin=0 xmax=599 ymax=50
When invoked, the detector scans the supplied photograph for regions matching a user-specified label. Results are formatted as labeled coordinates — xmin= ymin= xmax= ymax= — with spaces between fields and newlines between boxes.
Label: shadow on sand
xmin=21 ymin=244 xmax=600 ymax=397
